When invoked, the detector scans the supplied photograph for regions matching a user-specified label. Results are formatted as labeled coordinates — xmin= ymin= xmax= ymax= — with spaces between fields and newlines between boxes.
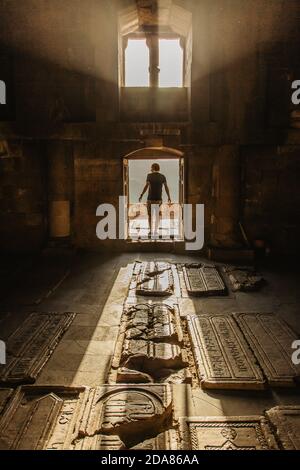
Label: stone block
xmin=0 ymin=384 xmax=173 ymax=450
xmin=266 ymin=406 xmax=300 ymax=450
xmin=135 ymin=262 xmax=174 ymax=297
xmin=224 ymin=266 xmax=265 ymax=292
xmin=187 ymin=314 xmax=265 ymax=390
xmin=0 ymin=312 xmax=75 ymax=385
xmin=111 ymin=303 xmax=188 ymax=383
xmin=234 ymin=313 xmax=300 ymax=387
xmin=180 ymin=416 xmax=278 ymax=450
xmin=182 ymin=264 xmax=227 ymax=297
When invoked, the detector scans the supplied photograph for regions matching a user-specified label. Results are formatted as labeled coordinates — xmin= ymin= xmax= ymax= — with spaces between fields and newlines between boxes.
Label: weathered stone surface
xmin=183 ymin=264 xmax=227 ymax=296
xmin=111 ymin=303 xmax=188 ymax=383
xmin=0 ymin=312 xmax=75 ymax=384
xmin=234 ymin=313 xmax=300 ymax=387
xmin=117 ymin=367 xmax=153 ymax=383
xmin=75 ymin=385 xmax=173 ymax=450
xmin=224 ymin=266 xmax=265 ymax=292
xmin=0 ymin=386 xmax=87 ymax=450
xmin=0 ymin=389 xmax=12 ymax=416
xmin=180 ymin=416 xmax=278 ymax=450
xmin=74 ymin=434 xmax=125 ymax=450
xmin=122 ymin=340 xmax=188 ymax=378
xmin=266 ymin=406 xmax=300 ymax=450
xmin=163 ymin=368 xmax=192 ymax=385
xmin=187 ymin=314 xmax=265 ymax=389
xmin=135 ymin=262 xmax=174 ymax=296
xmin=124 ymin=303 xmax=183 ymax=344
xmin=132 ymin=430 xmax=178 ymax=450
xmin=0 ymin=384 xmax=173 ymax=450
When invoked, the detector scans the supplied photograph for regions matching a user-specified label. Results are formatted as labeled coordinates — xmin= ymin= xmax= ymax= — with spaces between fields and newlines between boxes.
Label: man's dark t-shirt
xmin=147 ymin=172 xmax=166 ymax=201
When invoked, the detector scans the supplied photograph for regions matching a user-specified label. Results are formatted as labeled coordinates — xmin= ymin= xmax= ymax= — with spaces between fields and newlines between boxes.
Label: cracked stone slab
xmin=187 ymin=314 xmax=265 ymax=390
xmin=124 ymin=303 xmax=183 ymax=344
xmin=75 ymin=384 xmax=173 ymax=450
xmin=0 ymin=385 xmax=173 ymax=450
xmin=223 ymin=266 xmax=265 ymax=292
xmin=265 ymin=406 xmax=300 ymax=450
xmin=233 ymin=313 xmax=300 ymax=387
xmin=0 ymin=386 xmax=87 ymax=450
xmin=182 ymin=264 xmax=227 ymax=297
xmin=135 ymin=262 xmax=174 ymax=297
xmin=180 ymin=416 xmax=279 ymax=450
xmin=110 ymin=303 xmax=188 ymax=383
xmin=121 ymin=340 xmax=188 ymax=377
xmin=0 ymin=312 xmax=76 ymax=385
xmin=131 ymin=430 xmax=178 ymax=450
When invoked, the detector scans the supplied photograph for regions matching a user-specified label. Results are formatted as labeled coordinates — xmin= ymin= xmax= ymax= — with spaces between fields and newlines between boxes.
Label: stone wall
xmin=0 ymin=140 xmax=46 ymax=252
xmin=0 ymin=0 xmax=299 ymax=254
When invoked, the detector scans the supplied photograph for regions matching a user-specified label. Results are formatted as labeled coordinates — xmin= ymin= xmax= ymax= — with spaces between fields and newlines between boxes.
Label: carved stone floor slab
xmin=187 ymin=314 xmax=265 ymax=390
xmin=123 ymin=303 xmax=183 ymax=344
xmin=0 ymin=388 xmax=12 ymax=416
xmin=0 ymin=384 xmax=173 ymax=450
xmin=234 ymin=313 xmax=300 ymax=387
xmin=223 ymin=266 xmax=265 ymax=292
xmin=182 ymin=264 xmax=227 ymax=297
xmin=0 ymin=385 xmax=87 ymax=450
xmin=135 ymin=262 xmax=174 ymax=297
xmin=180 ymin=416 xmax=278 ymax=450
xmin=0 ymin=312 xmax=76 ymax=385
xmin=73 ymin=384 xmax=173 ymax=450
xmin=131 ymin=430 xmax=178 ymax=450
xmin=110 ymin=303 xmax=190 ymax=383
xmin=266 ymin=406 xmax=300 ymax=450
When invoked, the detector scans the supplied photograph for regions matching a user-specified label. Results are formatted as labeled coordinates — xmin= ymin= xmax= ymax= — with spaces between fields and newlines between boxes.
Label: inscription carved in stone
xmin=0 ymin=386 xmax=86 ymax=450
xmin=187 ymin=314 xmax=265 ymax=389
xmin=110 ymin=304 xmax=189 ymax=383
xmin=135 ymin=262 xmax=174 ymax=296
xmin=266 ymin=406 xmax=300 ymax=450
xmin=74 ymin=385 xmax=173 ymax=450
xmin=0 ymin=385 xmax=174 ymax=450
xmin=0 ymin=312 xmax=75 ymax=384
xmin=234 ymin=313 xmax=300 ymax=386
xmin=183 ymin=264 xmax=227 ymax=297
xmin=180 ymin=417 xmax=278 ymax=450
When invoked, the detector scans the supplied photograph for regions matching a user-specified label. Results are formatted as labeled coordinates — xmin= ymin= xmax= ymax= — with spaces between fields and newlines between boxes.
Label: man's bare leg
xmin=152 ymin=204 xmax=160 ymax=239
xmin=147 ymin=203 xmax=152 ymax=238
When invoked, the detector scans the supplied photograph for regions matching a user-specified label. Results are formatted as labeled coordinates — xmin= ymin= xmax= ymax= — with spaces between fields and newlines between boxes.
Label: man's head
xmin=151 ymin=163 xmax=160 ymax=173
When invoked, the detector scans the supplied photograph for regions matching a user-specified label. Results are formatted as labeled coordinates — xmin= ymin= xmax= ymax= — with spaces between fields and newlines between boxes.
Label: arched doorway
xmin=123 ymin=147 xmax=184 ymax=241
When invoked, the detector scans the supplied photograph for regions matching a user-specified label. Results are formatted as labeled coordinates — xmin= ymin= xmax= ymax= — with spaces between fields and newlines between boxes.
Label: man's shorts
xmin=147 ymin=200 xmax=162 ymax=217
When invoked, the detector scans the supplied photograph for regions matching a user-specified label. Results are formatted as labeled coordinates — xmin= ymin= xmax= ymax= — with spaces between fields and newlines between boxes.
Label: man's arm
xmin=164 ymin=182 xmax=172 ymax=204
xmin=139 ymin=182 xmax=149 ymax=202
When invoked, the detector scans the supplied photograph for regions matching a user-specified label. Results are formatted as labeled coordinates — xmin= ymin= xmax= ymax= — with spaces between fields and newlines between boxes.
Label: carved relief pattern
xmin=234 ymin=313 xmax=300 ymax=386
xmin=187 ymin=314 xmax=265 ymax=389
xmin=135 ymin=262 xmax=174 ymax=296
xmin=0 ymin=313 xmax=75 ymax=384
xmin=183 ymin=264 xmax=227 ymax=296
xmin=185 ymin=418 xmax=278 ymax=450
xmin=110 ymin=303 xmax=189 ymax=383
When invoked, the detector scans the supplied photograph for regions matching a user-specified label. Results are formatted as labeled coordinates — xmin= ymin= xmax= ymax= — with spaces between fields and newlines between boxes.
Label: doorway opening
xmin=123 ymin=151 xmax=184 ymax=242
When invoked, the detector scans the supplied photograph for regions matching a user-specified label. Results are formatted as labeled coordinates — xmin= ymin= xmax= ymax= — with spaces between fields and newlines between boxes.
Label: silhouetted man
xmin=139 ymin=163 xmax=171 ymax=237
